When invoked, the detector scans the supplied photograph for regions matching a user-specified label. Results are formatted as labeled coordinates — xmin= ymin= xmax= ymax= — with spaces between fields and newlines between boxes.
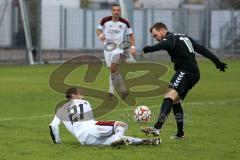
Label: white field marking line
xmin=112 ymin=98 xmax=240 ymax=112
xmin=0 ymin=99 xmax=239 ymax=122
xmin=0 ymin=114 xmax=53 ymax=122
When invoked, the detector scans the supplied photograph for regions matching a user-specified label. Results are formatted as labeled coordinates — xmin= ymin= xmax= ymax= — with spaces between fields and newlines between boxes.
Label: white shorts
xmin=80 ymin=121 xmax=125 ymax=145
xmin=104 ymin=52 xmax=127 ymax=67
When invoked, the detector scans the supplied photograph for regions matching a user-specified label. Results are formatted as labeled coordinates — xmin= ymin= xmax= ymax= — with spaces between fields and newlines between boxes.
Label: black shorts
xmin=169 ymin=70 xmax=200 ymax=100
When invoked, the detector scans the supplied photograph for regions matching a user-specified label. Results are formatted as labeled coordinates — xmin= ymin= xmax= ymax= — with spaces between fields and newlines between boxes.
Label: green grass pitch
xmin=0 ymin=59 xmax=239 ymax=160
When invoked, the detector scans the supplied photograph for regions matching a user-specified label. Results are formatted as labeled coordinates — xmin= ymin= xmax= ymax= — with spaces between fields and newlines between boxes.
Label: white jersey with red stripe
xmin=49 ymin=99 xmax=124 ymax=145
xmin=97 ymin=16 xmax=133 ymax=54
xmin=49 ymin=99 xmax=97 ymax=144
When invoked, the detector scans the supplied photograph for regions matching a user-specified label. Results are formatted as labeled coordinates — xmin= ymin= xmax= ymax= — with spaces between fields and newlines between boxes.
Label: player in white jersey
xmin=96 ymin=3 xmax=136 ymax=100
xmin=49 ymin=88 xmax=160 ymax=146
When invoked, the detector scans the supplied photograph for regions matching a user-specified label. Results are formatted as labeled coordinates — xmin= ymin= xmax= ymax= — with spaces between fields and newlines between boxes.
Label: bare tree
xmin=204 ymin=0 xmax=240 ymax=9
xmin=221 ymin=0 xmax=240 ymax=9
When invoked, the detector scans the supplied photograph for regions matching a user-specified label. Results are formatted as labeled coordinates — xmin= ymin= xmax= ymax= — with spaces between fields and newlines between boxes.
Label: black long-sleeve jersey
xmin=144 ymin=32 xmax=220 ymax=77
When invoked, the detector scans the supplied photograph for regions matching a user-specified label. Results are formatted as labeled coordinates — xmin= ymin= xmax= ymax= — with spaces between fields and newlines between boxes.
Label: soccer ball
xmin=134 ymin=105 xmax=151 ymax=122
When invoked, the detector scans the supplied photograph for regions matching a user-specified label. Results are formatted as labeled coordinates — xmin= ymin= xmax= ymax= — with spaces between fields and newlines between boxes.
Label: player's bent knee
xmin=173 ymin=97 xmax=181 ymax=104
xmin=164 ymin=89 xmax=179 ymax=101
xmin=173 ymin=99 xmax=181 ymax=104
xmin=164 ymin=94 xmax=175 ymax=101
xmin=115 ymin=121 xmax=128 ymax=129
xmin=111 ymin=69 xmax=117 ymax=74
xmin=110 ymin=64 xmax=118 ymax=73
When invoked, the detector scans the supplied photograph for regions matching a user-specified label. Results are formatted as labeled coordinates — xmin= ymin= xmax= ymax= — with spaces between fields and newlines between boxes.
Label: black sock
xmin=154 ymin=98 xmax=173 ymax=129
xmin=172 ymin=103 xmax=184 ymax=136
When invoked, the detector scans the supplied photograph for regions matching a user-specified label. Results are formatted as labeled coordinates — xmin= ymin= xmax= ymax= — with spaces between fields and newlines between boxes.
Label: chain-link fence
xmin=0 ymin=0 xmax=240 ymax=64
xmin=219 ymin=11 xmax=240 ymax=57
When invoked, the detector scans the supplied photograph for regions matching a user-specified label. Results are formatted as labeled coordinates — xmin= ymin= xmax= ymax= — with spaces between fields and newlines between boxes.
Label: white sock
xmin=109 ymin=74 xmax=114 ymax=94
xmin=111 ymin=72 xmax=127 ymax=93
xmin=122 ymin=136 xmax=143 ymax=145
xmin=116 ymin=73 xmax=127 ymax=93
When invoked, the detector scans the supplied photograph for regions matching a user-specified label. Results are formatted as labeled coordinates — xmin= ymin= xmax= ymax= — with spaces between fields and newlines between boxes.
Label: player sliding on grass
xmin=141 ymin=22 xmax=227 ymax=139
xmin=96 ymin=3 xmax=136 ymax=100
xmin=49 ymin=88 xmax=160 ymax=146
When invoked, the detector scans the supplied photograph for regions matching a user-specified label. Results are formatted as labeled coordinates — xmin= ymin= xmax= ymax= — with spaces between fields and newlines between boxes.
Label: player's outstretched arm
xmin=49 ymin=115 xmax=62 ymax=144
xmin=190 ymin=37 xmax=228 ymax=72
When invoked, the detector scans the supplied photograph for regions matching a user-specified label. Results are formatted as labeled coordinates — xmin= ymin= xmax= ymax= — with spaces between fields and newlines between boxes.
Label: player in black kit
xmin=140 ymin=22 xmax=227 ymax=139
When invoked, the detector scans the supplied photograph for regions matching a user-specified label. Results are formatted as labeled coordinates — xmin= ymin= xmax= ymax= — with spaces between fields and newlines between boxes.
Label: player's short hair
xmin=150 ymin=22 xmax=168 ymax=33
xmin=66 ymin=88 xmax=82 ymax=100
xmin=112 ymin=3 xmax=120 ymax=8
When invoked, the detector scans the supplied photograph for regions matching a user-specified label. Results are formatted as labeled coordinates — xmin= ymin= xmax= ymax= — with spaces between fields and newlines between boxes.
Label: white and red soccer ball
xmin=134 ymin=105 xmax=151 ymax=122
